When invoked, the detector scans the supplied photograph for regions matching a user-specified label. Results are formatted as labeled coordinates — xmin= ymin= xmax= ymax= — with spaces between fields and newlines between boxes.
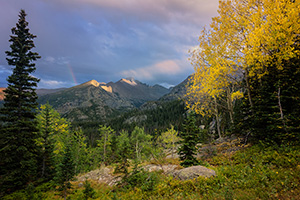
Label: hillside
xmin=107 ymin=78 xmax=170 ymax=107
xmin=38 ymin=80 xmax=133 ymax=121
xmin=37 ymin=78 xmax=172 ymax=121
xmin=159 ymin=76 xmax=189 ymax=101
xmin=4 ymin=139 xmax=299 ymax=199
xmin=36 ymin=88 xmax=66 ymax=96
xmin=1 ymin=77 xmax=187 ymax=122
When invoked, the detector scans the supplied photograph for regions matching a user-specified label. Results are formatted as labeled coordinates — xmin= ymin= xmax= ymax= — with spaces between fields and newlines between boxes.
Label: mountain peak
xmin=120 ymin=78 xmax=137 ymax=86
xmin=81 ymin=80 xmax=100 ymax=87
xmin=0 ymin=87 xmax=5 ymax=101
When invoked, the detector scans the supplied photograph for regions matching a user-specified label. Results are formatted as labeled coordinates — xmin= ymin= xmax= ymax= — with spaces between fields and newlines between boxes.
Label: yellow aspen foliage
xmin=186 ymin=0 xmax=300 ymax=115
xmin=231 ymin=90 xmax=244 ymax=101
xmin=245 ymin=0 xmax=300 ymax=77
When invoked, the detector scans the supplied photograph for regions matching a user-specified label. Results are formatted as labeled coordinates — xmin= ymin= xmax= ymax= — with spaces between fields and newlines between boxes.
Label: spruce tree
xmin=55 ymin=143 xmax=75 ymax=200
xmin=0 ymin=9 xmax=40 ymax=195
xmin=36 ymin=103 xmax=58 ymax=181
xmin=178 ymin=111 xmax=199 ymax=167
xmin=242 ymin=36 xmax=300 ymax=145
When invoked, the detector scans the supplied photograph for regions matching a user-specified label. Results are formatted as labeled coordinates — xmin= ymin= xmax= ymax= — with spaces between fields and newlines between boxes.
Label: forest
xmin=1 ymin=0 xmax=300 ymax=199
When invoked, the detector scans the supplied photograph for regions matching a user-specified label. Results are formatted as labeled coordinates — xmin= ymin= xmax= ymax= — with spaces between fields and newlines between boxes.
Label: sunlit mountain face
xmin=0 ymin=88 xmax=5 ymax=101
xmin=36 ymin=77 xmax=177 ymax=121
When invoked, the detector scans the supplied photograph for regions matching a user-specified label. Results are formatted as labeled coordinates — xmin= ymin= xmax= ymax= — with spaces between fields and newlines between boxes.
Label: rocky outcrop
xmin=143 ymin=164 xmax=179 ymax=174
xmin=76 ymin=164 xmax=216 ymax=187
xmin=124 ymin=115 xmax=147 ymax=124
xmin=143 ymin=164 xmax=216 ymax=181
xmin=171 ymin=165 xmax=216 ymax=180
xmin=76 ymin=167 xmax=121 ymax=186
xmin=107 ymin=78 xmax=170 ymax=107
xmin=37 ymin=77 xmax=172 ymax=121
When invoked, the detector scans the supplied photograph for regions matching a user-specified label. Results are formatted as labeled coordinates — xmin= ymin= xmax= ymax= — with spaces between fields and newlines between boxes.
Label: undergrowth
xmin=3 ymin=143 xmax=300 ymax=200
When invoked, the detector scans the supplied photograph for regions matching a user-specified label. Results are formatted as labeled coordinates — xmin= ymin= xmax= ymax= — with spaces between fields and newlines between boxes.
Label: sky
xmin=0 ymin=0 xmax=219 ymax=89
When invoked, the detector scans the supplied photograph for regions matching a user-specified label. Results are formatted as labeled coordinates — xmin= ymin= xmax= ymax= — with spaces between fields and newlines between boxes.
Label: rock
xmin=165 ymin=154 xmax=180 ymax=159
xmin=165 ymin=149 xmax=180 ymax=159
xmin=172 ymin=165 xmax=216 ymax=180
xmin=143 ymin=164 xmax=178 ymax=174
xmin=124 ymin=115 xmax=147 ymax=124
xmin=76 ymin=166 xmax=121 ymax=186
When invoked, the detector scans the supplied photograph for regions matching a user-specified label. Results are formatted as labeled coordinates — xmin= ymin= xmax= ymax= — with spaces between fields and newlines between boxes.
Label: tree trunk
xmin=245 ymin=70 xmax=254 ymax=108
xmin=171 ymin=140 xmax=174 ymax=158
xmin=278 ymin=87 xmax=288 ymax=134
xmin=103 ymin=133 xmax=107 ymax=163
xmin=136 ymin=140 xmax=139 ymax=161
xmin=63 ymin=189 xmax=67 ymax=200
xmin=227 ymin=87 xmax=234 ymax=124
xmin=214 ymin=97 xmax=222 ymax=139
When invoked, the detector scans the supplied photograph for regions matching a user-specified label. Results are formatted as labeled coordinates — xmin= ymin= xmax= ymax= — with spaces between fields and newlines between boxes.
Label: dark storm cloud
xmin=0 ymin=0 xmax=219 ymax=88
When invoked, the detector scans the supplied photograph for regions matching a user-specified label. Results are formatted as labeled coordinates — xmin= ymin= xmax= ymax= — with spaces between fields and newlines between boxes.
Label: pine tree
xmin=36 ymin=103 xmax=59 ymax=181
xmin=178 ymin=112 xmax=199 ymax=167
xmin=97 ymin=125 xmax=114 ymax=164
xmin=114 ymin=130 xmax=132 ymax=177
xmin=247 ymin=42 xmax=300 ymax=144
xmin=0 ymin=9 xmax=40 ymax=195
xmin=82 ymin=179 xmax=96 ymax=200
xmin=55 ymin=143 xmax=75 ymax=200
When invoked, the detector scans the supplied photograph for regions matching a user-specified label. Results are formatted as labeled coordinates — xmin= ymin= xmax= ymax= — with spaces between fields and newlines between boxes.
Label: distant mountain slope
xmin=159 ymin=76 xmax=190 ymax=101
xmin=38 ymin=80 xmax=135 ymax=121
xmin=105 ymin=76 xmax=190 ymax=133
xmin=37 ymin=78 xmax=171 ymax=121
xmin=36 ymin=88 xmax=67 ymax=96
xmin=0 ymin=87 xmax=67 ymax=100
xmin=107 ymin=78 xmax=170 ymax=106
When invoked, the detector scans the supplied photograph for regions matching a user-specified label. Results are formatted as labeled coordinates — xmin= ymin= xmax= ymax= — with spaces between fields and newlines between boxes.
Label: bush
xmin=120 ymin=167 xmax=160 ymax=192
xmin=82 ymin=180 xmax=96 ymax=200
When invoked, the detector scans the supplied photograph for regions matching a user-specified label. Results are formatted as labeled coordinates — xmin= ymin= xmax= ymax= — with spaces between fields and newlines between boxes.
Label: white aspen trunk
xmin=245 ymin=70 xmax=254 ymax=108
xmin=227 ymin=87 xmax=234 ymax=124
xmin=136 ymin=140 xmax=139 ymax=161
xmin=103 ymin=133 xmax=107 ymax=163
xmin=214 ymin=97 xmax=222 ymax=139
xmin=278 ymin=87 xmax=288 ymax=133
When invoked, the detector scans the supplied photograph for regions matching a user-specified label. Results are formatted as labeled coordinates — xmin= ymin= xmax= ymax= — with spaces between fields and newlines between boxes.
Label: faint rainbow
xmin=67 ymin=63 xmax=78 ymax=85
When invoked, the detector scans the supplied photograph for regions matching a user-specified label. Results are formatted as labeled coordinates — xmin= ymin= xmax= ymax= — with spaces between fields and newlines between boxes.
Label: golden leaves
xmin=186 ymin=0 xmax=300 ymax=115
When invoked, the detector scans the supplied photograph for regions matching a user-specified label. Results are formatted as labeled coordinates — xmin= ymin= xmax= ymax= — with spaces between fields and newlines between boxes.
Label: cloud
xmin=0 ymin=0 xmax=220 ymax=88
xmin=46 ymin=0 xmax=219 ymax=25
xmin=38 ymin=79 xmax=70 ymax=88
xmin=159 ymin=82 xmax=175 ymax=89
xmin=121 ymin=60 xmax=183 ymax=80
xmin=45 ymin=56 xmax=55 ymax=63
xmin=0 ymin=65 xmax=12 ymax=74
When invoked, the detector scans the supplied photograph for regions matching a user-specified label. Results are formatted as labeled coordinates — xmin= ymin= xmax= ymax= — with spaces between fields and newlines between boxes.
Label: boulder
xmin=172 ymin=165 xmax=216 ymax=180
xmin=76 ymin=166 xmax=121 ymax=186
xmin=143 ymin=164 xmax=178 ymax=174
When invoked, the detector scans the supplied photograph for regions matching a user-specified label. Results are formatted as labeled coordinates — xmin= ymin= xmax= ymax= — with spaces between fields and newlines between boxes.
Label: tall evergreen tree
xmin=55 ymin=143 xmax=75 ymax=200
xmin=245 ymin=38 xmax=300 ymax=144
xmin=0 ymin=9 xmax=40 ymax=195
xmin=36 ymin=103 xmax=58 ymax=181
xmin=178 ymin=112 xmax=199 ymax=167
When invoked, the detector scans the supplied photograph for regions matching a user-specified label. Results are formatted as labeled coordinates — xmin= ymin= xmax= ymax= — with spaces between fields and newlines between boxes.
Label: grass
xmin=3 ymin=142 xmax=300 ymax=200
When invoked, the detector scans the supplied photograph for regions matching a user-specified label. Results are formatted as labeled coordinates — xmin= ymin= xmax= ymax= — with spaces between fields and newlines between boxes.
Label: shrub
xmin=120 ymin=167 xmax=160 ymax=192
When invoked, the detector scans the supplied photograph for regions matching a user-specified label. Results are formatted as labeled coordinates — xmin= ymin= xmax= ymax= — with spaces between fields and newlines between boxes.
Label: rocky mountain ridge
xmin=1 ymin=77 xmax=189 ymax=121
xmin=36 ymin=77 xmax=183 ymax=121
